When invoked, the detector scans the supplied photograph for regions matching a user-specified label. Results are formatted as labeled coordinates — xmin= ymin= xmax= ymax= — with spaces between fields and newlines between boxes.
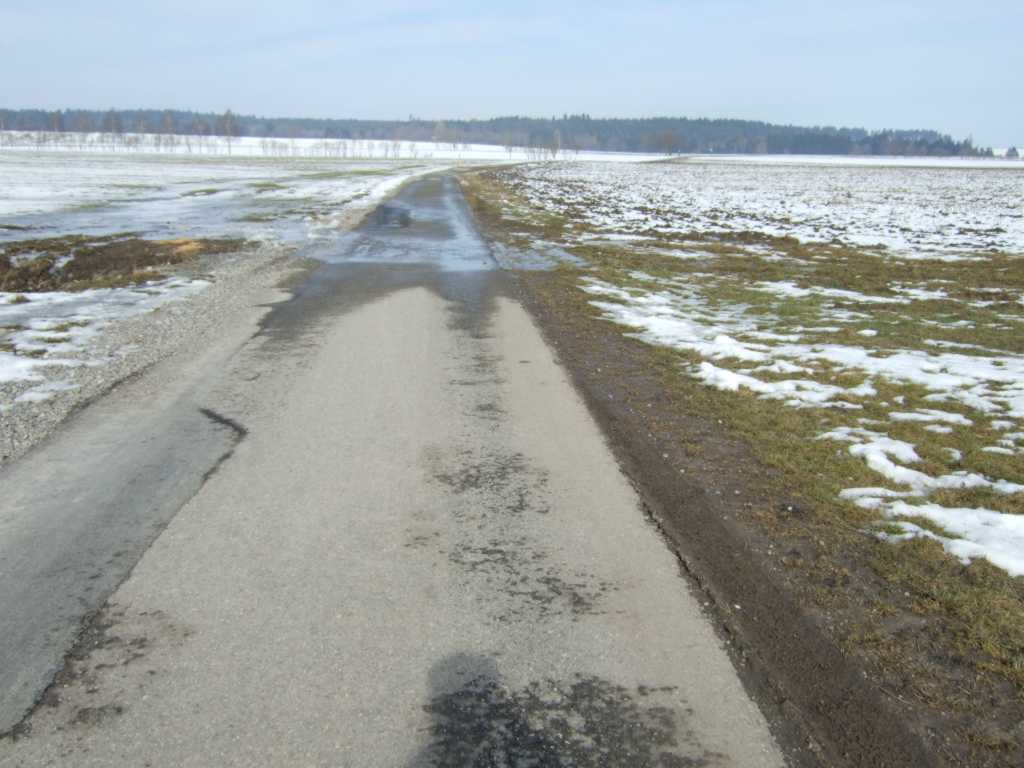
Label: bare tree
xmin=547 ymin=129 xmax=562 ymax=160
xmin=101 ymin=109 xmax=123 ymax=135
xmin=217 ymin=110 xmax=239 ymax=155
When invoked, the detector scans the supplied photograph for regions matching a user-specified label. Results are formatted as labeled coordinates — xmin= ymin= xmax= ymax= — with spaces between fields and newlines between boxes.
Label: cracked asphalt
xmin=0 ymin=176 xmax=784 ymax=766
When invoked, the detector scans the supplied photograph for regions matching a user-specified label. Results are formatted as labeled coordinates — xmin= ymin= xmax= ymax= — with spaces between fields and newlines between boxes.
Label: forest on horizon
xmin=0 ymin=107 xmax=993 ymax=157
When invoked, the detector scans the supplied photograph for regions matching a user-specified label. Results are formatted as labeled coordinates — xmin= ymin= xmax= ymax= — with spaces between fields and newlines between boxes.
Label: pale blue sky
xmin=3 ymin=1 xmax=1021 ymax=146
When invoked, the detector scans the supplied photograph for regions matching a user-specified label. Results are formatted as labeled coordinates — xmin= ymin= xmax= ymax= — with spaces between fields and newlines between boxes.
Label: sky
xmin=3 ymin=1 xmax=1021 ymax=147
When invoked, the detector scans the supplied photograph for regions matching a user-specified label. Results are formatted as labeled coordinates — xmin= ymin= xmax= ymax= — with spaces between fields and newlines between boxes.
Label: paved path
xmin=0 ymin=177 xmax=784 ymax=766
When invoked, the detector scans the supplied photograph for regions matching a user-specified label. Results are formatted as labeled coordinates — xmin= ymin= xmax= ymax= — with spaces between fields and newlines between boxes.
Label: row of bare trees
xmin=0 ymin=130 xmax=582 ymax=161
xmin=0 ymin=130 xmax=238 ymax=155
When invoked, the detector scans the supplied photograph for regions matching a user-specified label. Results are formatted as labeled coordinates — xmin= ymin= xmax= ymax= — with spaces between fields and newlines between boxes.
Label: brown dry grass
xmin=0 ymin=235 xmax=247 ymax=292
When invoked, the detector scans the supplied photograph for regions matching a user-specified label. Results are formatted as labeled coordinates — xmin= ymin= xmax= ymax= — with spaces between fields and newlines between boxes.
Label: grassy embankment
xmin=460 ymin=167 xmax=1024 ymax=750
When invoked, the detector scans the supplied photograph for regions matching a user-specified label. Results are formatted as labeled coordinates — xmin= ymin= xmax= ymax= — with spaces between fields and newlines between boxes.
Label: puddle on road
xmin=256 ymin=172 xmax=584 ymax=330
xmin=255 ymin=175 xmax=510 ymax=352
xmin=249 ymin=172 xmax=586 ymax=353
xmin=319 ymin=176 xmax=497 ymax=273
xmin=368 ymin=203 xmax=412 ymax=229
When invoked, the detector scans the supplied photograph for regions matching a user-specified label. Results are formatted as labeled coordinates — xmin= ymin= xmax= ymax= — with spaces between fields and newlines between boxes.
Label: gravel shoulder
xmin=0 ymin=246 xmax=314 ymax=465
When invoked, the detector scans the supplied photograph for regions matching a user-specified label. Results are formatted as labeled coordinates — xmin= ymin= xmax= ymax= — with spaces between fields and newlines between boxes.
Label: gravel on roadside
xmin=0 ymin=245 xmax=313 ymax=466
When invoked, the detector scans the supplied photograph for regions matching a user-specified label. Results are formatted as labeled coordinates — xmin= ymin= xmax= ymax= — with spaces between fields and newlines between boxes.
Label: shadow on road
xmin=408 ymin=652 xmax=722 ymax=767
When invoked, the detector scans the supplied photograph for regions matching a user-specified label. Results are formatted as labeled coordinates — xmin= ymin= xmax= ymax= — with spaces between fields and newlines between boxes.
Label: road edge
xmin=506 ymin=269 xmax=949 ymax=768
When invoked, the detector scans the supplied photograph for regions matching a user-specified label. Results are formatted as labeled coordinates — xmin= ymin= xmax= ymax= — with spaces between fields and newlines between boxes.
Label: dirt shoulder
xmin=458 ymin=168 xmax=1024 ymax=767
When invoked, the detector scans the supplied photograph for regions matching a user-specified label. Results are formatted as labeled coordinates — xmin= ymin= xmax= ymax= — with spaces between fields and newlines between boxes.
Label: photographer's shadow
xmin=408 ymin=652 xmax=711 ymax=767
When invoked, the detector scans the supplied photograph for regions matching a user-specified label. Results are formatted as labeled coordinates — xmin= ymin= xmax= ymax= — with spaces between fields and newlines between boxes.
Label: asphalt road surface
xmin=0 ymin=176 xmax=784 ymax=766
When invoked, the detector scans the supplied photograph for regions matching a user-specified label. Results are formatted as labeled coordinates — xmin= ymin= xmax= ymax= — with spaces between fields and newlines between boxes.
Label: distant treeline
xmin=0 ymin=108 xmax=991 ymax=157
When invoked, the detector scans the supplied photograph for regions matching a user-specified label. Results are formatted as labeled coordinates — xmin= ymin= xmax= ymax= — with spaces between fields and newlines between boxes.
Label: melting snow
xmin=0 ymin=278 xmax=209 ymax=387
xmin=886 ymin=502 xmax=1024 ymax=577
xmin=579 ymin=266 xmax=1024 ymax=576
xmin=15 ymin=379 xmax=78 ymax=403
xmin=508 ymin=160 xmax=1024 ymax=258
xmin=755 ymin=281 xmax=909 ymax=305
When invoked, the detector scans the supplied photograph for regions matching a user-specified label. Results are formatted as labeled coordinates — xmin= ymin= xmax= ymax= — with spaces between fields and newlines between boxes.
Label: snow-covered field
xmin=0 ymin=149 xmax=443 ymax=241
xmin=692 ymin=153 xmax=1023 ymax=170
xmin=506 ymin=159 xmax=1024 ymax=257
xmin=0 ymin=147 xmax=459 ymax=410
xmin=495 ymin=159 xmax=1024 ymax=576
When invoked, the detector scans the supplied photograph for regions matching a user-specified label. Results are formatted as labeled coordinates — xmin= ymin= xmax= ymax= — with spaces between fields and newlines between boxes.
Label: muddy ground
xmin=0 ymin=235 xmax=248 ymax=292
